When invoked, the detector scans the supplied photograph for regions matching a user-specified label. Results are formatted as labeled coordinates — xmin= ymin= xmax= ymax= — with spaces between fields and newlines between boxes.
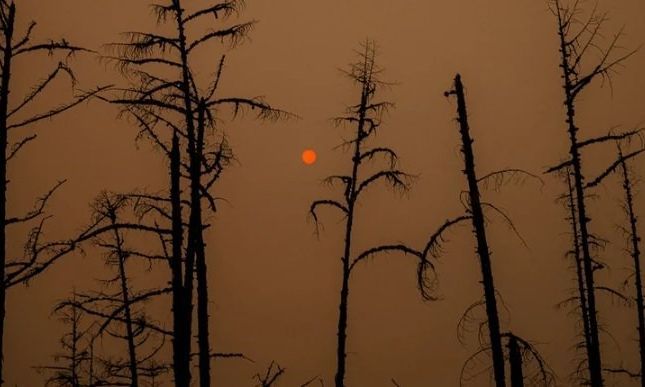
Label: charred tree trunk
xmin=618 ymin=150 xmax=645 ymax=387
xmin=555 ymin=7 xmax=603 ymax=385
xmin=334 ymin=59 xmax=369 ymax=387
xmin=312 ymin=42 xmax=415 ymax=387
xmin=194 ymin=100 xmax=211 ymax=387
xmin=565 ymin=171 xmax=593 ymax=364
xmin=451 ymin=73 xmax=505 ymax=387
xmin=508 ymin=334 xmax=524 ymax=387
xmin=334 ymin=222 xmax=352 ymax=387
xmin=111 ymin=222 xmax=139 ymax=387
xmin=0 ymin=5 xmax=14 ymax=385
xmin=169 ymin=130 xmax=189 ymax=387
xmin=70 ymin=300 xmax=82 ymax=387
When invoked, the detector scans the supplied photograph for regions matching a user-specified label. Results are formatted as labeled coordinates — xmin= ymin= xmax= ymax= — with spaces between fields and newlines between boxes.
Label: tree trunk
xmin=452 ymin=73 xmax=506 ymax=387
xmin=333 ymin=56 xmax=373 ymax=387
xmin=334 ymin=254 xmax=351 ymax=387
xmin=556 ymin=20 xmax=604 ymax=384
xmin=508 ymin=334 xmax=524 ymax=387
xmin=170 ymin=130 xmax=189 ymax=387
xmin=194 ymin=101 xmax=211 ymax=387
xmin=566 ymin=171 xmax=593 ymax=361
xmin=618 ymin=152 xmax=645 ymax=387
xmin=0 ymin=4 xmax=15 ymax=386
xmin=172 ymin=3 xmax=199 ymax=385
xmin=112 ymin=222 xmax=139 ymax=387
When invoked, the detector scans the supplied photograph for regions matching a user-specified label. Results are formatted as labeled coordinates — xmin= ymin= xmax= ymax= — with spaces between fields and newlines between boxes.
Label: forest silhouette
xmin=3 ymin=0 xmax=645 ymax=386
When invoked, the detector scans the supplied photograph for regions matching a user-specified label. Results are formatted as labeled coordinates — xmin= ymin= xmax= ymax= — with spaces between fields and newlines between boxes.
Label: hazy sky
xmin=8 ymin=0 xmax=645 ymax=386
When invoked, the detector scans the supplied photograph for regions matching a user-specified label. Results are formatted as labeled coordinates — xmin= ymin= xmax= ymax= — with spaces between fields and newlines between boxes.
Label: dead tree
xmin=310 ymin=41 xmax=409 ymax=386
xmin=507 ymin=334 xmax=524 ymax=387
xmin=617 ymin=146 xmax=645 ymax=387
xmin=310 ymin=41 xmax=467 ymax=387
xmin=104 ymin=1 xmax=290 ymax=386
xmin=0 ymin=1 xmax=109 ymax=384
xmin=581 ymin=143 xmax=645 ymax=384
xmin=546 ymin=1 xmax=639 ymax=385
xmin=558 ymin=169 xmax=593 ymax=383
xmin=254 ymin=362 xmax=285 ymax=387
xmin=57 ymin=193 xmax=171 ymax=387
xmin=37 ymin=299 xmax=91 ymax=387
xmin=445 ymin=74 xmax=552 ymax=387
xmin=445 ymin=73 xmax=505 ymax=387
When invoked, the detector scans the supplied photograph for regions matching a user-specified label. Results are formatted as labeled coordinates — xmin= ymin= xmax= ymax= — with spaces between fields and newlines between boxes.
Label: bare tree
xmin=445 ymin=74 xmax=551 ymax=387
xmin=579 ymin=143 xmax=645 ymax=384
xmin=445 ymin=73 xmax=506 ymax=387
xmin=254 ymin=361 xmax=285 ymax=387
xmin=58 ymin=193 xmax=171 ymax=387
xmin=37 ymin=299 xmax=92 ymax=387
xmin=310 ymin=40 xmax=464 ymax=387
xmin=104 ymin=1 xmax=290 ymax=386
xmin=0 ymin=1 xmax=108 ymax=384
xmin=617 ymin=145 xmax=645 ymax=387
xmin=546 ymin=1 xmax=640 ymax=385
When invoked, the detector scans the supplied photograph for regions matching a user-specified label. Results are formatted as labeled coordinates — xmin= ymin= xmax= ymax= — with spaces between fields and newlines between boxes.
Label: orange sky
xmin=7 ymin=0 xmax=645 ymax=385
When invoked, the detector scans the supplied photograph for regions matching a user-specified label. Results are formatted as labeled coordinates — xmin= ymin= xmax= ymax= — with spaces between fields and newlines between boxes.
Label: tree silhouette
xmin=37 ymin=299 xmax=92 ymax=387
xmin=445 ymin=74 xmax=552 ymax=387
xmin=57 ymin=193 xmax=171 ymax=387
xmin=582 ymin=143 xmax=645 ymax=384
xmin=0 ymin=1 xmax=107 ymax=384
xmin=546 ymin=1 xmax=640 ymax=385
xmin=310 ymin=40 xmax=464 ymax=387
xmin=104 ymin=1 xmax=291 ymax=386
xmin=445 ymin=73 xmax=506 ymax=387
xmin=310 ymin=40 xmax=412 ymax=386
xmin=616 ymin=145 xmax=645 ymax=387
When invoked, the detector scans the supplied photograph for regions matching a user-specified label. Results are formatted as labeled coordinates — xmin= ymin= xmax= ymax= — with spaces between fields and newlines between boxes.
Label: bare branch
xmin=188 ymin=22 xmax=255 ymax=52
xmin=6 ymin=134 xmax=37 ymax=162
xmin=356 ymin=170 xmax=412 ymax=198
xmin=8 ymin=85 xmax=111 ymax=130
xmin=8 ymin=62 xmax=76 ymax=117
xmin=6 ymin=180 xmax=65 ymax=225
xmin=350 ymin=244 xmax=421 ymax=273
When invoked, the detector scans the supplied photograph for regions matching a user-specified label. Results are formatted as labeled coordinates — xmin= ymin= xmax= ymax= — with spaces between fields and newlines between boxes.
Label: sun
xmin=301 ymin=149 xmax=317 ymax=165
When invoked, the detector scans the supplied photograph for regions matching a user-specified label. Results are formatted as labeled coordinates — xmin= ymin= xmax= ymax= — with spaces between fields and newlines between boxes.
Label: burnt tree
xmin=310 ymin=41 xmax=465 ymax=387
xmin=58 ymin=193 xmax=172 ymax=387
xmin=446 ymin=73 xmax=506 ymax=387
xmin=547 ymin=1 xmax=639 ymax=385
xmin=105 ymin=1 xmax=290 ymax=385
xmin=446 ymin=74 xmax=552 ymax=387
xmin=0 ymin=1 xmax=106 ymax=384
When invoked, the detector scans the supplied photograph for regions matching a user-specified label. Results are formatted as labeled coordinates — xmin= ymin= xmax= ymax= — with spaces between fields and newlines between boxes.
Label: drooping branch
xmin=7 ymin=85 xmax=111 ymax=130
xmin=5 ymin=180 xmax=65 ymax=226
xmin=349 ymin=244 xmax=421 ymax=273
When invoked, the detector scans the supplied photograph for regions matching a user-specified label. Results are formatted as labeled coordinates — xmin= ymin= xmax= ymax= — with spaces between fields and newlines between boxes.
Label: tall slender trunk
xmin=618 ymin=152 xmax=645 ymax=387
xmin=71 ymin=301 xmax=80 ymax=387
xmin=334 ymin=215 xmax=352 ymax=387
xmin=194 ymin=100 xmax=211 ymax=387
xmin=334 ymin=74 xmax=368 ymax=387
xmin=88 ymin=342 xmax=94 ymax=387
xmin=508 ymin=335 xmax=524 ymax=387
xmin=565 ymin=171 xmax=593 ymax=362
xmin=170 ymin=130 xmax=189 ymax=387
xmin=171 ymin=3 xmax=201 ymax=385
xmin=452 ymin=74 xmax=506 ymax=387
xmin=164 ymin=2 xmax=199 ymax=385
xmin=0 ymin=4 xmax=14 ymax=386
xmin=556 ymin=20 xmax=603 ymax=386
xmin=111 ymin=223 xmax=139 ymax=387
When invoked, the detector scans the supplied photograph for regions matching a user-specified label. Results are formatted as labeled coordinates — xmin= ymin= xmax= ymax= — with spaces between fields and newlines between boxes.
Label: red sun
xmin=301 ymin=149 xmax=317 ymax=165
